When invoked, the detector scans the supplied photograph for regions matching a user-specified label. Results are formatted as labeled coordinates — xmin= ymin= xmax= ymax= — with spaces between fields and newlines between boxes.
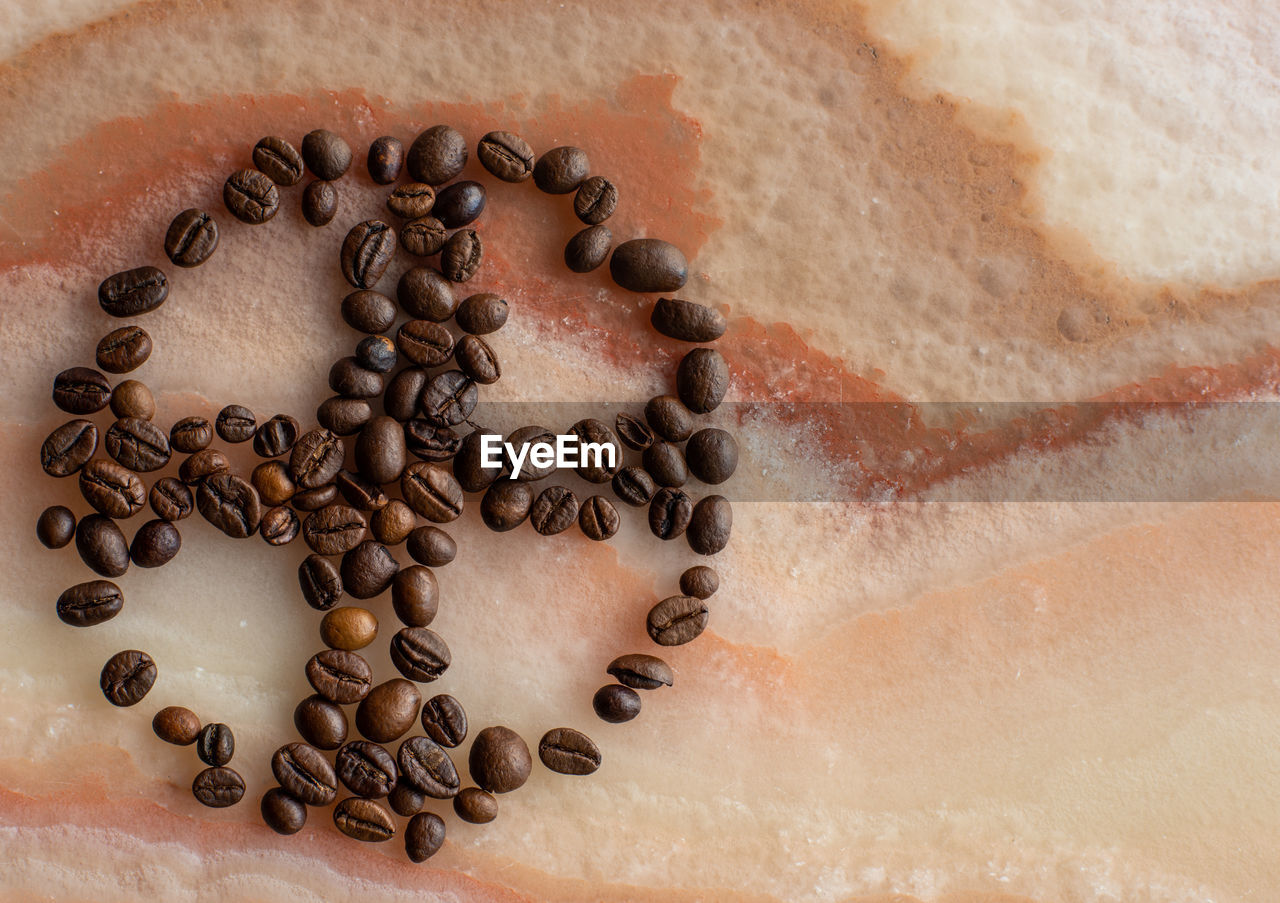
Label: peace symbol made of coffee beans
xmin=37 ymin=123 xmax=735 ymax=861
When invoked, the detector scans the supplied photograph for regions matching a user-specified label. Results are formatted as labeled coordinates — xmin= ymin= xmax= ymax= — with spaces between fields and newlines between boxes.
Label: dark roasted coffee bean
xmin=593 ymin=684 xmax=641 ymax=723
xmin=329 ymin=356 xmax=385 ymax=399
xmin=615 ymin=413 xmax=654 ymax=451
xmin=299 ymin=554 xmax=343 ymax=611
xmin=109 ymin=379 xmax=155 ymax=421
xmin=454 ymin=334 xmax=500 ymax=384
xmin=420 ymin=694 xmax=467 ymax=748
xmin=455 ymin=293 xmax=508 ymax=335
xmin=573 ymin=176 xmax=618 ymax=224
xmin=291 ymin=428 xmax=345 ymax=489
xmin=386 ymin=182 xmax=436 ymax=219
xmin=341 ymin=289 xmax=397 ymax=334
xmin=404 ymin=419 xmax=460 ymax=462
xmin=302 ymin=504 xmax=367 ymax=555
xmin=607 ymin=653 xmax=674 ymax=690
xmin=295 ymin=694 xmax=349 ymax=749
xmin=643 ymin=440 xmax=688 ymax=488
xmin=645 ymin=394 xmax=695 ymax=442
xmin=433 ymin=180 xmax=486 ymax=228
xmin=197 ymin=473 xmax=262 ymax=538
xmin=164 ymin=208 xmax=219 ymax=267
xmin=215 ymin=405 xmax=255 ymax=443
xmin=647 ymin=594 xmax=709 ymax=646
xmin=569 ymin=418 xmax=621 ymax=482
xmin=389 ymin=778 xmax=427 ymax=817
xmin=253 ymin=414 xmax=300 ymax=458
xmin=384 ymin=368 xmax=428 ymax=422
xmin=649 ymin=487 xmax=692 ymax=540
xmin=564 ymin=225 xmax=611 ymax=273
xmin=407 ymin=125 xmax=468 ymax=185
xmin=367 ymin=135 xmax=404 ymax=184
xmin=419 ymin=371 xmax=476 ymax=427
xmin=688 ymin=494 xmax=732 ymax=555
xmin=170 ymin=416 xmax=213 ymax=453
xmin=334 ymin=797 xmax=396 ymax=842
xmin=453 ymin=787 xmax=498 ymax=824
xmin=253 ymin=135 xmax=305 ymax=185
xmin=441 ymin=228 xmax=483 ymax=282
xmin=193 ymin=767 xmax=245 ymax=808
xmin=292 ymin=483 xmax=339 ymax=511
xmin=307 ymin=648 xmax=374 ymax=704
xmin=677 ymin=347 xmax=729 ymax=414
xmin=79 ymin=458 xmax=146 ymax=518
xmin=106 ymin=417 xmax=170 ymax=472
xmin=260 ymin=505 xmax=300 ymax=545
xmin=130 ymin=519 xmax=181 ymax=567
xmin=98 ymin=267 xmax=169 ymax=317
xmin=398 ymin=735 xmax=460 ymax=798
xmin=251 ymin=461 xmax=295 ymax=506
xmin=397 ymin=266 xmax=457 ymax=321
xmin=341 ymin=220 xmax=396 ymax=290
xmin=356 ymin=679 xmax=421 ymax=744
xmin=317 ymin=396 xmax=373 ymax=436
xmin=337 ymin=741 xmax=398 ymax=798
xmin=371 ymin=500 xmax=416 ymax=545
xmin=533 ymin=146 xmax=589 ymax=194
xmin=153 ymin=705 xmax=201 ymax=745
xmin=272 ymin=742 xmax=338 ymax=806
xmin=652 ymin=297 xmax=726 ymax=343
xmin=223 ymin=169 xmax=279 ymax=224
xmin=390 ymin=627 xmax=451 ymax=682
xmin=302 ymin=178 xmax=338 ymax=226
xmin=400 ymin=215 xmax=448 ymax=256
xmin=302 ymin=128 xmax=352 ymax=181
xmin=341 ymin=540 xmax=399 ymax=598
xmin=579 ymin=495 xmax=619 ymax=541
xmin=149 ymin=478 xmax=193 ymax=522
xmin=453 ymin=427 xmax=506 ymax=491
xmin=41 ymin=419 xmax=97 ymax=477
xmin=610 ymin=238 xmax=689 ymax=293
xmin=502 ymin=425 xmax=555 ymax=482
xmin=477 ymin=130 xmax=534 ymax=182
xmin=530 ymin=485 xmax=578 ymax=536
xmin=197 ymin=722 xmax=235 ymax=767
xmin=53 ymin=367 xmax=111 ymax=414
xmin=612 ymin=465 xmax=656 ymax=507
xmin=391 ymin=566 xmax=439 ymax=627
xmin=320 ymin=606 xmax=379 ymax=651
xmin=56 ymin=579 xmax=122 ymax=626
xmin=179 ymin=448 xmax=230 ymax=485
xmin=680 ymin=565 xmax=719 ymax=599
xmin=96 ymin=325 xmax=152 ymax=374
xmin=539 ymin=727 xmax=602 ymax=774
xmin=75 ymin=513 xmax=130 ymax=577
xmin=355 ymin=335 xmax=397 ymax=373
xmin=480 ymin=480 xmax=533 ymax=532
xmin=100 ymin=649 xmax=156 ymax=706
xmin=261 ymin=787 xmax=308 ymax=835
xmin=468 ymin=726 xmax=531 ymax=793
xmin=37 ymin=505 xmax=76 ymax=548
xmin=406 ymin=526 xmax=456 ymax=568
xmin=405 ymin=812 xmax=446 ymax=862
xmin=355 ymin=416 xmax=407 ymax=485
xmin=336 ymin=469 xmax=389 ymax=511
xmin=686 ymin=428 xmax=738 ymax=484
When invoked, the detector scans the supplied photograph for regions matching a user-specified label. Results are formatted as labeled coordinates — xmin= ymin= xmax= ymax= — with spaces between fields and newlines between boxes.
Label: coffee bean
xmin=193 ymin=767 xmax=245 ymax=808
xmin=389 ymin=778 xmax=427 ymax=817
xmin=404 ymin=419 xmax=461 ymax=463
xmin=214 ymin=405 xmax=255 ymax=443
xmin=647 ymin=594 xmax=709 ymax=646
xmin=572 ymin=175 xmax=618 ymax=224
xmin=455 ymin=293 xmax=508 ymax=334
xmin=477 ymin=130 xmax=534 ymax=182
xmin=383 ymin=368 xmax=427 ymax=422
xmin=321 ymin=606 xmax=379 ymax=651
xmin=648 ymin=487 xmax=692 ymax=540
xmin=329 ymin=355 xmax=385 ymax=399
xmin=356 ymin=679 xmax=421 ymax=744
xmin=98 ymin=267 xmax=169 ymax=317
xmin=355 ymin=335 xmax=397 ymax=373
xmin=453 ymin=427 xmax=506 ymax=492
xmin=96 ymin=325 xmax=152 ymax=374
xmin=370 ymin=500 xmax=416 ymax=545
xmin=317 ymin=396 xmax=373 ymax=436
xmin=197 ymin=473 xmax=262 ymax=538
xmin=400 ymin=215 xmax=448 ymax=256
xmin=441 ymin=228 xmax=483 ymax=283
xmin=420 ymin=371 xmax=477 ymax=428
xmin=75 ymin=513 xmax=130 ymax=577
xmin=339 ymin=540 xmax=399 ymax=599
xmin=615 ymin=413 xmax=654 ymax=451
xmin=37 ymin=505 xmax=76 ymax=548
xmin=292 ymin=483 xmax=339 ymax=511
xmin=341 ymin=220 xmax=397 ymax=289
xmin=569 ymin=418 xmax=621 ymax=482
xmin=106 ymin=417 xmax=170 ymax=472
xmin=607 ymin=653 xmax=674 ymax=690
xmin=41 ymin=419 xmax=98 ymax=477
xmin=295 ymin=694 xmax=349 ymax=749
xmin=302 ymin=504 xmax=367 ymax=555
xmin=688 ymin=494 xmax=732 ymax=555
xmin=109 ymin=379 xmax=155 ymax=421
xmin=405 ymin=812 xmax=446 ymax=862
xmin=453 ymin=787 xmax=498 ymax=824
xmin=643 ymin=440 xmax=688 ymax=488
xmin=686 ymin=428 xmax=738 ymax=485
xmin=419 ymin=694 xmax=467 ymax=748
xmin=355 ymin=415 xmax=407 ymax=484
xmin=253 ymin=414 xmax=300 ymax=458
xmin=406 ymin=526 xmax=456 ymax=567
xmin=302 ymin=128 xmax=352 ymax=181
xmin=80 ymin=458 xmax=146 ymax=518
xmin=291 ymin=428 xmax=345 ymax=489
xmin=533 ymin=146 xmax=589 ymax=194
xmin=341 ymin=289 xmax=397 ymax=333
xmin=302 ymin=178 xmax=339 ymax=226
xmin=579 ymin=495 xmax=619 ymax=541
xmin=528 ymin=485 xmax=579 ymax=536
xmin=652 ymin=297 xmax=726 ymax=343
xmin=334 ymin=797 xmax=396 ymax=842
xmin=646 ymin=396 xmax=694 ymax=444
xmin=164 ymin=208 xmax=219 ymax=268
xmin=564 ymin=225 xmax=611 ymax=273
xmin=397 ymin=266 xmax=457 ymax=321
xmin=179 ymin=448 xmax=230 ymax=485
xmin=398 ymin=735 xmax=460 ymax=798
xmin=610 ymin=239 xmax=689 ymax=293
xmin=593 ymin=684 xmax=641 ymax=723
xmin=407 ymin=125 xmax=468 ymax=185
xmin=130 ymin=519 xmax=181 ymax=567
xmin=468 ymin=726 xmax=531 ymax=793
xmin=223 ymin=169 xmax=280 ymax=224
xmin=453 ymin=334 xmax=499 ymax=385
xmin=392 ymin=566 xmax=439 ymax=627
xmin=307 ymin=648 xmax=374 ymax=704
xmin=259 ymin=506 xmax=299 ymax=545
xmin=502 ymin=425 xmax=556 ymax=482
xmin=434 ymin=180 xmax=486 ymax=228
xmin=680 ymin=565 xmax=719 ymax=599
xmin=260 ymin=787 xmax=308 ymax=835
xmin=153 ymin=706 xmax=201 ymax=745
xmin=299 ymin=554 xmax=344 ymax=611
xmin=100 ymin=649 xmax=156 ymax=706
xmin=337 ymin=470 xmax=389 ymax=511
xmin=53 ymin=367 xmax=111 ymax=415
xmin=538 ymin=727 xmax=602 ymax=775
xmin=56 ymin=579 xmax=122 ymax=627
xmin=337 ymin=741 xmax=399 ymax=798
xmin=611 ymin=465 xmax=656 ymax=507
xmin=385 ymin=181 xmax=436 ymax=220
xmin=251 ymin=461 xmax=295 ymax=506
xmin=480 ymin=480 xmax=533 ymax=532
xmin=252 ymin=136 xmax=304 ymax=186
xmin=272 ymin=742 xmax=338 ymax=806
xmin=170 ymin=416 xmax=213 ymax=453
xmin=368 ymin=135 xmax=404 ymax=184
xmin=677 ymin=348 xmax=729 ymax=414
xmin=391 ymin=627 xmax=451 ymax=682
xmin=197 ymin=722 xmax=235 ymax=767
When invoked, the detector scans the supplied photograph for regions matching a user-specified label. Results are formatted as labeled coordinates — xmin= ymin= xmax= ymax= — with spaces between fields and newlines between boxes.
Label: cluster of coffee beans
xmin=37 ymin=122 xmax=733 ymax=861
